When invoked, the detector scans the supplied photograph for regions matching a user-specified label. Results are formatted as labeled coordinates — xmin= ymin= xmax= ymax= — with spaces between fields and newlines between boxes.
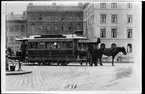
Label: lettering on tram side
xmin=64 ymin=84 xmax=77 ymax=89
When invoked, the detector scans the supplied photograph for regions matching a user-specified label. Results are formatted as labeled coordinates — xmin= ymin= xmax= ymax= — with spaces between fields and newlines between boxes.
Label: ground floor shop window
xmin=127 ymin=43 xmax=132 ymax=53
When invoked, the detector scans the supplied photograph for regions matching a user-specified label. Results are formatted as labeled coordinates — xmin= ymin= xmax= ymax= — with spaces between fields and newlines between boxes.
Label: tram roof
xmin=78 ymin=36 xmax=100 ymax=43
xmin=15 ymin=34 xmax=87 ymax=41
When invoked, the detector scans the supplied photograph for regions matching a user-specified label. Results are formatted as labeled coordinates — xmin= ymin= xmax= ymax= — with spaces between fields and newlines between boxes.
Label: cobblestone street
xmin=5 ymin=63 xmax=140 ymax=91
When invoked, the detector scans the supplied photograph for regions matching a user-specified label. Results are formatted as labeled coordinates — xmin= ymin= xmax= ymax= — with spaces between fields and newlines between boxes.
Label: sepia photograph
xmin=1 ymin=0 xmax=142 ymax=93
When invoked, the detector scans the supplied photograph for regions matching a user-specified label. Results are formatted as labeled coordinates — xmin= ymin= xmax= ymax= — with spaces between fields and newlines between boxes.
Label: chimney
xmin=28 ymin=3 xmax=33 ymax=6
xmin=78 ymin=3 xmax=83 ymax=7
xmin=23 ymin=11 xmax=26 ymax=16
xmin=22 ymin=11 xmax=26 ymax=19
xmin=11 ymin=12 xmax=14 ymax=16
xmin=52 ymin=2 xmax=56 ymax=6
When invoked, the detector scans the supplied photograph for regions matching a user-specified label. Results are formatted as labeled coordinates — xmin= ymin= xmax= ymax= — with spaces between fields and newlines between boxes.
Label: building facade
xmin=6 ymin=3 xmax=84 ymax=53
xmin=6 ymin=12 xmax=27 ymax=53
xmin=26 ymin=3 xmax=83 ymax=37
xmin=83 ymin=1 xmax=141 ymax=61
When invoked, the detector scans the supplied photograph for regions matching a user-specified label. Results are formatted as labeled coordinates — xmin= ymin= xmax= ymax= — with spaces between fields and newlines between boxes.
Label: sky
xmin=4 ymin=0 xmax=140 ymax=14
xmin=5 ymin=1 xmax=82 ymax=14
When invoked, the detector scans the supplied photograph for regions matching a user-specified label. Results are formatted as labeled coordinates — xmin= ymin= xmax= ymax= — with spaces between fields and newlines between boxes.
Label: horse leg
xmin=99 ymin=55 xmax=103 ymax=66
xmin=94 ymin=56 xmax=98 ymax=66
xmin=112 ymin=56 xmax=115 ymax=66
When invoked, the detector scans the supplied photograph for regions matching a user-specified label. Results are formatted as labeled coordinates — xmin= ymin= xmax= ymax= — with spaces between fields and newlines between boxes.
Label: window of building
xmin=127 ymin=44 xmax=132 ymax=53
xmin=47 ymin=16 xmax=51 ymax=20
xmin=127 ymin=2 xmax=132 ymax=8
xmin=6 ymin=36 xmax=8 ymax=43
xmin=47 ymin=24 xmax=50 ymax=30
xmin=100 ymin=28 xmax=106 ymax=38
xmin=127 ymin=29 xmax=132 ymax=38
xmin=21 ymin=25 xmax=25 ymax=32
xmin=100 ymin=3 xmax=106 ymax=8
xmin=100 ymin=14 xmax=106 ymax=23
xmin=61 ymin=25 xmax=65 ymax=31
xmin=69 ymin=16 xmax=72 ymax=20
xmin=39 ymin=17 xmax=42 ymax=20
xmin=9 ymin=36 xmax=15 ymax=43
xmin=111 ymin=15 xmax=117 ymax=23
xmin=111 ymin=28 xmax=117 ymax=38
xmin=54 ymin=24 xmax=58 ymax=31
xmin=76 ymin=16 xmax=80 ymax=21
xmin=15 ymin=25 xmax=19 ymax=32
xmin=111 ymin=3 xmax=117 ymax=8
xmin=69 ymin=25 xmax=72 ymax=30
xmin=38 ymin=24 xmax=42 ymax=31
xmin=55 ymin=16 xmax=58 ymax=20
xmin=61 ymin=17 xmax=64 ymax=20
xmin=31 ymin=24 xmax=35 ymax=32
xmin=76 ymin=23 xmax=80 ymax=30
xmin=127 ymin=15 xmax=133 ymax=23
xmin=9 ymin=25 xmax=14 ymax=32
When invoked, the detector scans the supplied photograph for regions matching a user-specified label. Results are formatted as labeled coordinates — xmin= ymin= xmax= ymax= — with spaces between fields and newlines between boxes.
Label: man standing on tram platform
xmin=20 ymin=41 xmax=27 ymax=59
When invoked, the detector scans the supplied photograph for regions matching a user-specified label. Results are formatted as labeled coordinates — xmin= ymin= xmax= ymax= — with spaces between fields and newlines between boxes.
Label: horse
xmin=97 ymin=47 xmax=127 ymax=66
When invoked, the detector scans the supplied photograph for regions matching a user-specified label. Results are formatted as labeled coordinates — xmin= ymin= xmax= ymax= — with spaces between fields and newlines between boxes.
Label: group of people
xmin=87 ymin=43 xmax=116 ymax=66
xmin=6 ymin=41 xmax=27 ymax=71
xmin=88 ymin=44 xmax=102 ymax=66
xmin=6 ymin=41 xmax=28 ymax=59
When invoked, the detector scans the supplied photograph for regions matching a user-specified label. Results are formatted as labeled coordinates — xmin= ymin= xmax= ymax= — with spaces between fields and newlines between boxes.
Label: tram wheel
xmin=48 ymin=63 xmax=51 ymax=66
xmin=61 ymin=62 xmax=67 ymax=66
xmin=89 ymin=61 xmax=93 ymax=66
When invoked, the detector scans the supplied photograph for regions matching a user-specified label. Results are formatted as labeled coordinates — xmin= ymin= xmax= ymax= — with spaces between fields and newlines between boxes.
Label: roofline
xmin=26 ymin=5 xmax=83 ymax=12
xmin=82 ymin=3 xmax=90 ymax=9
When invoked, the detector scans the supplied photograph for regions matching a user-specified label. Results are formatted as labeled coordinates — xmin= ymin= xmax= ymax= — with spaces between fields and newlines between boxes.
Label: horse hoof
xmin=100 ymin=64 xmax=103 ymax=66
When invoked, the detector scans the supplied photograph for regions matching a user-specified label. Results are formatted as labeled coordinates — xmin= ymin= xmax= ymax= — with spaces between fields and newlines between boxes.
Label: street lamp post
xmin=5 ymin=3 xmax=8 ymax=48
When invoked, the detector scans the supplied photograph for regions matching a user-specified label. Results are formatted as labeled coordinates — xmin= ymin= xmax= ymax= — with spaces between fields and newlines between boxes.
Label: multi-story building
xmin=6 ymin=12 xmax=27 ymax=53
xmin=82 ymin=1 xmax=141 ymax=61
xmin=26 ymin=3 xmax=83 ymax=37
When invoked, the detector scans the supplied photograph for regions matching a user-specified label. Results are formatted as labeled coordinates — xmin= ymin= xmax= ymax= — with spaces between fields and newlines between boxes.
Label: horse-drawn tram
xmin=15 ymin=34 xmax=101 ymax=66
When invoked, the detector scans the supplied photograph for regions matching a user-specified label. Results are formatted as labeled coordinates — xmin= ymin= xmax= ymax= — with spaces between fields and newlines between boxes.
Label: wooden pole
xmin=18 ymin=58 xmax=22 ymax=71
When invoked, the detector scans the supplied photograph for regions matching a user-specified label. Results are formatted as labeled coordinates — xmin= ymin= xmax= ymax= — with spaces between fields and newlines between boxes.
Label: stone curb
xmin=6 ymin=70 xmax=32 ymax=75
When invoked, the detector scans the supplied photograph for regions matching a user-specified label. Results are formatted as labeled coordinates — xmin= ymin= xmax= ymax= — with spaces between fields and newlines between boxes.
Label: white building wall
xmin=83 ymin=1 xmax=141 ymax=62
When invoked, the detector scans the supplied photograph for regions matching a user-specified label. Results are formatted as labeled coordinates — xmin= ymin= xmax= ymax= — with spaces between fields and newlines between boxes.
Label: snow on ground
xmin=5 ymin=63 xmax=141 ymax=92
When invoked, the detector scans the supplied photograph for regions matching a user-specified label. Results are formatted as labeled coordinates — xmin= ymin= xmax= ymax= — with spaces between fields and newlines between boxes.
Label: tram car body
xmin=28 ymin=35 xmax=78 ymax=65
xmin=15 ymin=35 xmax=101 ymax=65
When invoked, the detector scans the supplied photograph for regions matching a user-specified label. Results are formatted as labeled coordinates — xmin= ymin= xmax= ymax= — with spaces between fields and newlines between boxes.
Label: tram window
xmin=66 ymin=42 xmax=72 ymax=48
xmin=39 ymin=42 xmax=45 ymax=49
xmin=58 ymin=42 xmax=63 ymax=48
xmin=61 ymin=42 xmax=66 ymax=48
xmin=46 ymin=43 xmax=51 ymax=49
xmin=28 ymin=42 xmax=38 ymax=48
xmin=50 ymin=42 xmax=60 ymax=49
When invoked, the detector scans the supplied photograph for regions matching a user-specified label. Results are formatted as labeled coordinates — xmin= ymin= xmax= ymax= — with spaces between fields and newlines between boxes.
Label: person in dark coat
xmin=20 ymin=41 xmax=27 ymax=59
xmin=91 ymin=44 xmax=99 ymax=66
